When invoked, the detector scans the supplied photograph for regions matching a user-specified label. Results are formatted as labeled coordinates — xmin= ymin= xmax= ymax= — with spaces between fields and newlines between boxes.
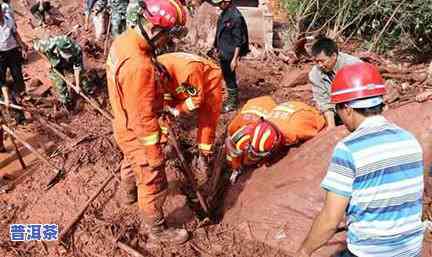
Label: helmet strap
xmin=137 ymin=15 xmax=157 ymax=55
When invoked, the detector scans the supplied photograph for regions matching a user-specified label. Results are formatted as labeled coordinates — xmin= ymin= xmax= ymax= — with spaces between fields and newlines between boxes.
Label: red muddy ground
xmin=1 ymin=0 xmax=431 ymax=257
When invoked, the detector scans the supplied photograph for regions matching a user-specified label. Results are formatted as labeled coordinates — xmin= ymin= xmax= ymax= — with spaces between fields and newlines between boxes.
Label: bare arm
xmin=296 ymin=192 xmax=349 ymax=256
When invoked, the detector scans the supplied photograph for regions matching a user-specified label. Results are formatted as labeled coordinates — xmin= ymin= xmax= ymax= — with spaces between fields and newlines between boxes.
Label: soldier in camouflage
xmin=125 ymin=0 xmax=139 ymax=28
xmin=33 ymin=36 xmax=93 ymax=108
xmin=84 ymin=0 xmax=108 ymax=41
xmin=108 ymin=0 xmax=128 ymax=37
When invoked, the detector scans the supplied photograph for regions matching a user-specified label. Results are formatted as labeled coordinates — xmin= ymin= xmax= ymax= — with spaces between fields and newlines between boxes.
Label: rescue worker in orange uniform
xmin=226 ymin=95 xmax=326 ymax=184
xmin=157 ymin=52 xmax=223 ymax=174
xmin=106 ymin=0 xmax=190 ymax=244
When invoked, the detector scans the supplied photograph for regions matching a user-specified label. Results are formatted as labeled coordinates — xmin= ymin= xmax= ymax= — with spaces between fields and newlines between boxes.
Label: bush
xmin=282 ymin=0 xmax=432 ymax=52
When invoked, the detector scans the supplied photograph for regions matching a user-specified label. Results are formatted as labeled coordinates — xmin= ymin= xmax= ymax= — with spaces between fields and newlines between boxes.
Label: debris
xmin=167 ymin=122 xmax=210 ymax=216
xmin=59 ymin=168 xmax=117 ymax=241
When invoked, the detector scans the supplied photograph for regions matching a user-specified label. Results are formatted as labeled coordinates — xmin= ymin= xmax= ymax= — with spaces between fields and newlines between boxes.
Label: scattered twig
xmin=368 ymin=0 xmax=407 ymax=52
xmin=59 ymin=166 xmax=118 ymax=241
xmin=189 ymin=241 xmax=214 ymax=257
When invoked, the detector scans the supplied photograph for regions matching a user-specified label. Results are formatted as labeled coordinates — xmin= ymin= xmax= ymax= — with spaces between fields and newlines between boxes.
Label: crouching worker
xmin=226 ymin=96 xmax=326 ymax=184
xmin=33 ymin=35 xmax=93 ymax=110
xmin=157 ymin=52 xmax=222 ymax=178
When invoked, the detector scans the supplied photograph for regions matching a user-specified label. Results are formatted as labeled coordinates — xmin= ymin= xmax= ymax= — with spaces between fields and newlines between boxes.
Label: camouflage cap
xmin=126 ymin=0 xmax=142 ymax=28
xmin=55 ymin=36 xmax=74 ymax=52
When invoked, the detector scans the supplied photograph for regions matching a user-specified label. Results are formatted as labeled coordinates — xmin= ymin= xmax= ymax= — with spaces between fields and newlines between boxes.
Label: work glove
xmin=229 ymin=168 xmax=243 ymax=185
xmin=164 ymin=106 xmax=179 ymax=118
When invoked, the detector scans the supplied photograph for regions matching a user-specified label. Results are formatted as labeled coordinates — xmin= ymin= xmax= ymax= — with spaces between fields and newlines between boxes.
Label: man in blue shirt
xmin=296 ymin=62 xmax=424 ymax=257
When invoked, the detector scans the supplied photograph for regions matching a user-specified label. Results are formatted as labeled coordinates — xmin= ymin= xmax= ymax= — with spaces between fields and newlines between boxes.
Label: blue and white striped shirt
xmin=321 ymin=115 xmax=424 ymax=257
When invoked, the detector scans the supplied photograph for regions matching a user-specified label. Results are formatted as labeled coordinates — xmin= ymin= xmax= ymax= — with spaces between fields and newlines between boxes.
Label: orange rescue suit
xmin=226 ymin=96 xmax=326 ymax=170
xmin=157 ymin=52 xmax=223 ymax=153
xmin=106 ymin=28 xmax=166 ymax=220
xmin=226 ymin=96 xmax=277 ymax=169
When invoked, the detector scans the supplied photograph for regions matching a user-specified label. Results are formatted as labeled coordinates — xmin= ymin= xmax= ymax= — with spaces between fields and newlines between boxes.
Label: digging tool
xmin=0 ymin=110 xmax=26 ymax=170
xmin=103 ymin=14 xmax=112 ymax=56
xmin=58 ymin=166 xmax=118 ymax=241
xmin=0 ymin=101 xmax=74 ymax=142
xmin=165 ymin=119 xmax=210 ymax=215
xmin=108 ymin=236 xmax=145 ymax=257
xmin=35 ymin=51 xmax=113 ymax=121
xmin=206 ymin=144 xmax=225 ymax=207
xmin=0 ymin=100 xmax=24 ymax=111
xmin=207 ymin=129 xmax=227 ymax=207
xmin=0 ymin=123 xmax=64 ymax=188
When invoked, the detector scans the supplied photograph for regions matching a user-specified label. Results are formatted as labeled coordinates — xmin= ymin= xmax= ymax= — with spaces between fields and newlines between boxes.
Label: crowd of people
xmin=0 ymin=0 xmax=429 ymax=256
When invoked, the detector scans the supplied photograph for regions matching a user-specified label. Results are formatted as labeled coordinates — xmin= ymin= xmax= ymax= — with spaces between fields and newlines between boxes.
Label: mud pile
xmin=222 ymin=102 xmax=432 ymax=256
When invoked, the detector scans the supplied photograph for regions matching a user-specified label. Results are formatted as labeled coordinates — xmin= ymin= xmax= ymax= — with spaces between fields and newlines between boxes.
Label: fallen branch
xmin=35 ymin=51 xmax=113 ymax=121
xmin=109 ymin=236 xmax=145 ymax=257
xmin=0 ymin=111 xmax=26 ymax=170
xmin=58 ymin=166 xmax=118 ymax=241
xmin=166 ymin=116 xmax=210 ymax=215
xmin=368 ymin=0 xmax=406 ymax=52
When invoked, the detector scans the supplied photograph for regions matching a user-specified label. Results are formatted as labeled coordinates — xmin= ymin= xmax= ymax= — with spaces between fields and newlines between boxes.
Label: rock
xmin=222 ymin=102 xmax=432 ymax=256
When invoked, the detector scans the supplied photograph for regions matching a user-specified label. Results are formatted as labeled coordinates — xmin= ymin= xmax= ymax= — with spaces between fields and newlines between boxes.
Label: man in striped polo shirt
xmin=296 ymin=62 xmax=424 ymax=257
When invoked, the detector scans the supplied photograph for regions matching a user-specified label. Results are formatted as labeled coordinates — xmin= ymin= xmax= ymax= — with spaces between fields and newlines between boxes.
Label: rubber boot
xmin=120 ymin=161 xmax=138 ymax=205
xmin=222 ymin=89 xmax=239 ymax=113
xmin=147 ymin=217 xmax=189 ymax=245
xmin=120 ymin=180 xmax=137 ymax=205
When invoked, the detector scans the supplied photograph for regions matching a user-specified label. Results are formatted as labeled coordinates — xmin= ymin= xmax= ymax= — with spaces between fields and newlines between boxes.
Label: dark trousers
xmin=0 ymin=47 xmax=26 ymax=122
xmin=219 ymin=58 xmax=238 ymax=95
xmin=30 ymin=1 xmax=52 ymax=22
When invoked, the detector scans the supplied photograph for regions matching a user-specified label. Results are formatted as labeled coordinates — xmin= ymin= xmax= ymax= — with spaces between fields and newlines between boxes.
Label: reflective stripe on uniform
xmin=198 ymin=143 xmax=212 ymax=151
xmin=226 ymin=155 xmax=233 ymax=161
xmin=164 ymin=93 xmax=173 ymax=101
xmin=241 ymin=109 xmax=267 ymax=118
xmin=185 ymin=97 xmax=197 ymax=111
xmin=137 ymin=132 xmax=160 ymax=145
xmin=273 ymin=105 xmax=295 ymax=114
xmin=160 ymin=126 xmax=168 ymax=135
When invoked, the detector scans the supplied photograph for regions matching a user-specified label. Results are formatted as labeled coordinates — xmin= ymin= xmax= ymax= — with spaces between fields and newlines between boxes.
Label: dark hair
xmin=311 ymin=37 xmax=338 ymax=57
xmin=336 ymin=102 xmax=384 ymax=117
xmin=353 ymin=103 xmax=384 ymax=116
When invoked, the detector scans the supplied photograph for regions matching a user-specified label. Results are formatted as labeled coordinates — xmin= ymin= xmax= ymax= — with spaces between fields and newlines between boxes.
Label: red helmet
xmin=331 ymin=62 xmax=385 ymax=104
xmin=249 ymin=119 xmax=280 ymax=156
xmin=141 ymin=0 xmax=187 ymax=29
xmin=228 ymin=124 xmax=255 ymax=154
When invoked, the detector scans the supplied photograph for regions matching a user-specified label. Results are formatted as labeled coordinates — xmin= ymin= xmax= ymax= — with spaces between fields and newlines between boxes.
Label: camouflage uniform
xmin=33 ymin=36 xmax=92 ymax=105
xmin=125 ymin=0 xmax=140 ymax=28
xmin=87 ymin=0 xmax=108 ymax=41
xmin=108 ymin=0 xmax=128 ymax=37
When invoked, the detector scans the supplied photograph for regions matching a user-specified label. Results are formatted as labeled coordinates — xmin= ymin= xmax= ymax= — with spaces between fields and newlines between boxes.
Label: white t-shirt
xmin=0 ymin=15 xmax=18 ymax=51
xmin=1 ymin=3 xmax=14 ymax=19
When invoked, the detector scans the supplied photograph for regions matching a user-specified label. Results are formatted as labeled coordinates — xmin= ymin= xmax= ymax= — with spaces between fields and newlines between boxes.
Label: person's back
xmin=106 ymin=28 xmax=156 ymax=135
xmin=267 ymin=101 xmax=325 ymax=146
xmin=327 ymin=115 xmax=424 ymax=256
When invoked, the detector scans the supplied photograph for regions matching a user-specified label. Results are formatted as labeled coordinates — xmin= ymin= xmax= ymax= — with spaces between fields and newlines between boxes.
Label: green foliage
xmin=282 ymin=0 xmax=432 ymax=52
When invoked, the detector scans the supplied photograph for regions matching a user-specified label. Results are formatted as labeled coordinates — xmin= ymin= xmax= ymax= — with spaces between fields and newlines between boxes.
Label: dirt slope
xmin=223 ymin=102 xmax=432 ymax=256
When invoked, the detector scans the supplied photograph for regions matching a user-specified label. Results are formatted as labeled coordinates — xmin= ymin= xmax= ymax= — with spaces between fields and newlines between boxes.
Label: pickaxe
xmin=165 ymin=116 xmax=210 ymax=215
